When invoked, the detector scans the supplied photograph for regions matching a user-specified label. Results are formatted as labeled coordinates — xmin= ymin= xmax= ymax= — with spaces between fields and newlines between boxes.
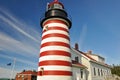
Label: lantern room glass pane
xmin=54 ymin=4 xmax=63 ymax=9
xmin=49 ymin=4 xmax=63 ymax=10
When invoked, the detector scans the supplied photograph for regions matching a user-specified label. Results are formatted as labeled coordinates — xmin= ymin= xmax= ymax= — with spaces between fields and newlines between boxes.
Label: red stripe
xmin=40 ymin=50 xmax=71 ymax=57
xmin=43 ymin=27 xmax=68 ymax=33
xmin=38 ymin=70 xmax=72 ymax=76
xmin=43 ymin=19 xmax=68 ymax=26
xmin=41 ymin=42 xmax=70 ymax=48
xmin=42 ymin=33 xmax=70 ymax=40
xmin=39 ymin=60 xmax=71 ymax=66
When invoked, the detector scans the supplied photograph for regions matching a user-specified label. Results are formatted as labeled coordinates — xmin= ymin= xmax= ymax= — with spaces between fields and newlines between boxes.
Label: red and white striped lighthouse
xmin=37 ymin=0 xmax=72 ymax=80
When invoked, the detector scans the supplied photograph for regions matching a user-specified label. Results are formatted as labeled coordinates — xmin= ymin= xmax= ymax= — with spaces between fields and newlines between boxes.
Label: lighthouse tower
xmin=37 ymin=0 xmax=72 ymax=80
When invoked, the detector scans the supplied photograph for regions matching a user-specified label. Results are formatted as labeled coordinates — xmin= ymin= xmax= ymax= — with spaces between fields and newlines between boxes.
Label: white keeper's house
xmin=71 ymin=43 xmax=111 ymax=80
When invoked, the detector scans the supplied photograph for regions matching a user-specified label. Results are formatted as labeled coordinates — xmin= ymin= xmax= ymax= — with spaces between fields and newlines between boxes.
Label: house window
xmin=101 ymin=69 xmax=103 ymax=76
xmin=75 ymin=56 xmax=79 ymax=63
xmin=31 ymin=75 xmax=37 ymax=80
xmin=98 ymin=69 xmax=100 ymax=76
xmin=107 ymin=70 xmax=109 ymax=75
xmin=80 ymin=69 xmax=83 ymax=79
xmin=93 ymin=68 xmax=96 ymax=76
xmin=103 ymin=70 xmax=105 ymax=76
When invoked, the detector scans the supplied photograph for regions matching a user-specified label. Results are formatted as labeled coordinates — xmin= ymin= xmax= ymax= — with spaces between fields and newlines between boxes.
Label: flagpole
xmin=10 ymin=58 xmax=16 ymax=80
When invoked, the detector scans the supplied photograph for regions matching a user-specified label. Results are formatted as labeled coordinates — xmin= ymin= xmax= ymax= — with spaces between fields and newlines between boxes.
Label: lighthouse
xmin=37 ymin=0 xmax=72 ymax=80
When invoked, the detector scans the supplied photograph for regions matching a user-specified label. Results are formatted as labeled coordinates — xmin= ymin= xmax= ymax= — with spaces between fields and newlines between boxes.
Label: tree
xmin=111 ymin=64 xmax=120 ymax=76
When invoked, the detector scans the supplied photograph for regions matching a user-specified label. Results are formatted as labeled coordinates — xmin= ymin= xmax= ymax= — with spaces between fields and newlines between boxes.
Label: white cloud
xmin=0 ymin=7 xmax=40 ymax=43
xmin=0 ymin=48 xmax=3 ymax=50
xmin=0 ymin=14 xmax=40 ymax=43
xmin=0 ymin=53 xmax=37 ymax=66
xmin=0 ymin=7 xmax=40 ymax=78
xmin=0 ymin=32 xmax=38 ymax=57
xmin=0 ymin=67 xmax=20 ymax=78
xmin=78 ymin=24 xmax=87 ymax=50
xmin=0 ymin=8 xmax=41 ymax=57
xmin=0 ymin=54 xmax=37 ymax=78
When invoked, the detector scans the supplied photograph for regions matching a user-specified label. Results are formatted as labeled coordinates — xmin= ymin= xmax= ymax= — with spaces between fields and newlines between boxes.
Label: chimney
xmin=88 ymin=50 xmax=92 ymax=54
xmin=75 ymin=43 xmax=79 ymax=50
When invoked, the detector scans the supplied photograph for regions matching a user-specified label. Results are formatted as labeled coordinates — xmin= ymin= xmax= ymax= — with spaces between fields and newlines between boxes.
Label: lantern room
xmin=48 ymin=0 xmax=64 ymax=10
xmin=45 ymin=0 xmax=68 ymax=19
xmin=41 ymin=0 xmax=71 ymax=28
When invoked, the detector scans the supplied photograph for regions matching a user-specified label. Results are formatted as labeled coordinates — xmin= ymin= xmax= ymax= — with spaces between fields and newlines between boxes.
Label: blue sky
xmin=0 ymin=0 xmax=120 ymax=78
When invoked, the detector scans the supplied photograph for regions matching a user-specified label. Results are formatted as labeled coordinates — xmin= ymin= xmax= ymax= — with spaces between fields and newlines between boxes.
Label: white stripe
xmin=41 ymin=37 xmax=69 ymax=45
xmin=38 ymin=66 xmax=72 ymax=71
xmin=42 ymin=30 xmax=69 ymax=37
xmin=44 ymin=23 xmax=68 ymax=30
xmin=40 ymin=46 xmax=70 ymax=53
xmin=37 ymin=76 xmax=72 ymax=80
xmin=39 ymin=55 xmax=71 ymax=62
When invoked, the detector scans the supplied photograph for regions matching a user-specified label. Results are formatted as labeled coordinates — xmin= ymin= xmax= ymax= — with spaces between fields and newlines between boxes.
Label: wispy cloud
xmin=0 ymin=53 xmax=37 ymax=66
xmin=0 ymin=15 xmax=39 ymax=43
xmin=0 ymin=48 xmax=3 ymax=50
xmin=0 ymin=7 xmax=40 ymax=75
xmin=0 ymin=6 xmax=42 ymax=78
xmin=0 ymin=31 xmax=38 ymax=78
xmin=0 ymin=7 xmax=40 ymax=43
xmin=0 ymin=67 xmax=20 ymax=78
xmin=0 ymin=7 xmax=41 ymax=57
xmin=0 ymin=32 xmax=38 ymax=57
xmin=78 ymin=24 xmax=87 ymax=50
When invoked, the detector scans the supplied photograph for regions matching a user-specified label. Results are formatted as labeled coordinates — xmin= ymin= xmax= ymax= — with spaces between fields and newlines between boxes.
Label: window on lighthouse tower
xmin=48 ymin=4 xmax=63 ymax=10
